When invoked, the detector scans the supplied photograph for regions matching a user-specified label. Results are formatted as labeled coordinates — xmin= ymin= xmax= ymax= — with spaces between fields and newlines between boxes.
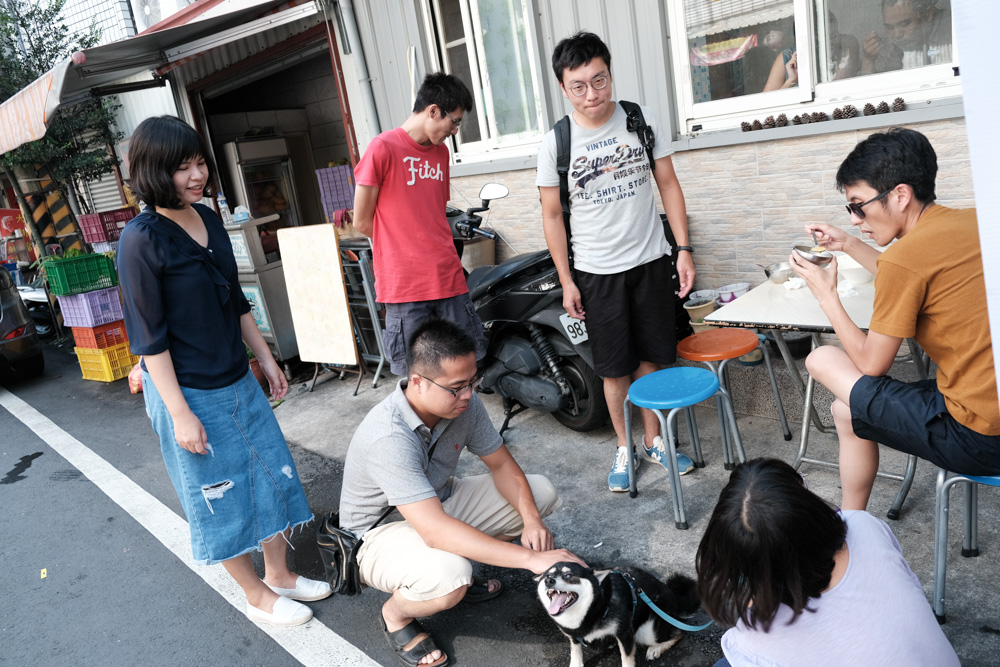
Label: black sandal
xmin=380 ymin=615 xmax=450 ymax=667
xmin=462 ymin=576 xmax=503 ymax=603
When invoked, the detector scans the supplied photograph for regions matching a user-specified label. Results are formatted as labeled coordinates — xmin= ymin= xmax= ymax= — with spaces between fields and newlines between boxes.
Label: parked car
xmin=0 ymin=265 xmax=44 ymax=380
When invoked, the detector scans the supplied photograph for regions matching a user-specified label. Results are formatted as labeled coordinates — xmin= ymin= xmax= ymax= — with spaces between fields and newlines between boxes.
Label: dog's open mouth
xmin=546 ymin=590 xmax=578 ymax=616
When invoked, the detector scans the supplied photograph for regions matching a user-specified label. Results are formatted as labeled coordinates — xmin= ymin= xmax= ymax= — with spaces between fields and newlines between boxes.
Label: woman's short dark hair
xmin=835 ymin=127 xmax=937 ymax=204
xmin=551 ymin=31 xmax=611 ymax=83
xmin=412 ymin=73 xmax=474 ymax=115
xmin=406 ymin=318 xmax=476 ymax=376
xmin=129 ymin=115 xmax=217 ymax=210
xmin=696 ymin=458 xmax=847 ymax=632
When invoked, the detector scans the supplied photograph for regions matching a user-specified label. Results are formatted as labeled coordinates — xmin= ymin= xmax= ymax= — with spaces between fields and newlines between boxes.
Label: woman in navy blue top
xmin=118 ymin=116 xmax=329 ymax=626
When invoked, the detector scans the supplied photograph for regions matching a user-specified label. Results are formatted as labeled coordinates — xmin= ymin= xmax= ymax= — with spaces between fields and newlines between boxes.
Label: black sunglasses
xmin=845 ymin=187 xmax=894 ymax=218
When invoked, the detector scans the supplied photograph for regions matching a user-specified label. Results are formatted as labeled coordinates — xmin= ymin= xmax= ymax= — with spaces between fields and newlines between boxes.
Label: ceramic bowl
xmin=793 ymin=245 xmax=834 ymax=266
xmin=717 ymin=282 xmax=750 ymax=303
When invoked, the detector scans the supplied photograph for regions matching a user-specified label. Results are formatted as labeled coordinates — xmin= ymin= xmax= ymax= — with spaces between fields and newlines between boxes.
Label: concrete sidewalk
xmin=275 ymin=356 xmax=1000 ymax=666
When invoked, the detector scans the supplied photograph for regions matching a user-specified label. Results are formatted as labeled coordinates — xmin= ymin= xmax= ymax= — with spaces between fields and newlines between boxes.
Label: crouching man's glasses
xmin=420 ymin=375 xmax=483 ymax=398
xmin=845 ymin=187 xmax=894 ymax=219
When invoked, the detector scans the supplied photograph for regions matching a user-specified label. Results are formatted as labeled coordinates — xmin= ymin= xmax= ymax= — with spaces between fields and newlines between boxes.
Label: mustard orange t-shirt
xmin=870 ymin=205 xmax=1000 ymax=435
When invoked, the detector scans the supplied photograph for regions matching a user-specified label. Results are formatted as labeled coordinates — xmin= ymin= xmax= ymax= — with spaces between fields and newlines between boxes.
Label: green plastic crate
xmin=46 ymin=254 xmax=118 ymax=296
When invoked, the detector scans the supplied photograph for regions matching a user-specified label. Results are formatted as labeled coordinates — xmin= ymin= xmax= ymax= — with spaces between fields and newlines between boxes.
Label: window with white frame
xmin=667 ymin=0 xmax=958 ymax=134
xmin=424 ymin=0 xmax=545 ymax=156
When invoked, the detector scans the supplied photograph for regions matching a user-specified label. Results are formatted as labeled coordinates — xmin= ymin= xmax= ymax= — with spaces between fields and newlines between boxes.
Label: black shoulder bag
xmin=316 ymin=439 xmax=440 ymax=595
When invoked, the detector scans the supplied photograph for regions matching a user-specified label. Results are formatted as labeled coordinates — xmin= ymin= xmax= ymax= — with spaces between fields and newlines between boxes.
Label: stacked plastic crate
xmin=54 ymin=207 xmax=138 ymax=382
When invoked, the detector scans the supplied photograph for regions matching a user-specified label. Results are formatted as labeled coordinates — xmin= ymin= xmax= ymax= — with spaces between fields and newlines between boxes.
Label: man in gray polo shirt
xmin=340 ymin=318 xmax=583 ymax=667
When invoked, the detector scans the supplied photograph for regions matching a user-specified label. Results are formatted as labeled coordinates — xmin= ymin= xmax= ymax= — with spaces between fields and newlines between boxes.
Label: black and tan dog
xmin=536 ymin=562 xmax=701 ymax=667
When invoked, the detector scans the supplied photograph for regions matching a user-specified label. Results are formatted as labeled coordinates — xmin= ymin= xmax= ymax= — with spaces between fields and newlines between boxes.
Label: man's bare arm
xmin=353 ymin=184 xmax=379 ymax=238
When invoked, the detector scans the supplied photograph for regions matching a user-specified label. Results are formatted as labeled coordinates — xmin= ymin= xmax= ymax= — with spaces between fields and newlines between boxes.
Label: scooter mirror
xmin=478 ymin=183 xmax=509 ymax=203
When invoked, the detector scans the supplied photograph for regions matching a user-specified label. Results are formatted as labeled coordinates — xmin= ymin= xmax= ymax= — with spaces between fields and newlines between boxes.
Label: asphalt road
xmin=1 ymin=340 xmax=725 ymax=667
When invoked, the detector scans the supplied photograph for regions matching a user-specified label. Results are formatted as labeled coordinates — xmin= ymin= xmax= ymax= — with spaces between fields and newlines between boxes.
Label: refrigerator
xmin=222 ymin=137 xmax=302 ymax=231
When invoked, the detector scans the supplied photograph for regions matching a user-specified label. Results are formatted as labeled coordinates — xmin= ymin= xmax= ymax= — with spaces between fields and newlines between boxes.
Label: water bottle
xmin=218 ymin=194 xmax=235 ymax=225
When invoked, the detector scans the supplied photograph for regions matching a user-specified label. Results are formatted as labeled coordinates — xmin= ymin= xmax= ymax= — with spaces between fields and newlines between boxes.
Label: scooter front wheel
xmin=552 ymin=354 xmax=609 ymax=432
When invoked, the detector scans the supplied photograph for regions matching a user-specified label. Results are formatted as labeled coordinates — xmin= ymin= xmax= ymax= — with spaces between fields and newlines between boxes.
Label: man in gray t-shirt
xmin=340 ymin=318 xmax=583 ymax=667
xmin=537 ymin=31 xmax=697 ymax=493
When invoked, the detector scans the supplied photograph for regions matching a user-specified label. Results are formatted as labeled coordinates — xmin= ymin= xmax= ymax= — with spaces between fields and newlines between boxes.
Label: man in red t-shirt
xmin=354 ymin=73 xmax=485 ymax=375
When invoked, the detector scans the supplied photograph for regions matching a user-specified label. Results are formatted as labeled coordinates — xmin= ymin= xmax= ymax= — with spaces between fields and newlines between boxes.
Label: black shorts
xmin=574 ymin=255 xmax=676 ymax=378
xmin=382 ymin=293 xmax=486 ymax=376
xmin=850 ymin=375 xmax=1000 ymax=475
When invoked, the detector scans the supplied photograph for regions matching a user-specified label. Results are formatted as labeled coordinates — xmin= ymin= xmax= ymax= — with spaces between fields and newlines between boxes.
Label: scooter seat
xmin=467 ymin=250 xmax=551 ymax=301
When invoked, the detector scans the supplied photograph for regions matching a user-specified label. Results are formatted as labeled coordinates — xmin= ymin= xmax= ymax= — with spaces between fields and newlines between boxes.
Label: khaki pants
xmin=357 ymin=474 xmax=562 ymax=601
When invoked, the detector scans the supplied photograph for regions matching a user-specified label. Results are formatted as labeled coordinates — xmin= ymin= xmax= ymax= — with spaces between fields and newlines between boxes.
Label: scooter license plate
xmin=558 ymin=313 xmax=589 ymax=344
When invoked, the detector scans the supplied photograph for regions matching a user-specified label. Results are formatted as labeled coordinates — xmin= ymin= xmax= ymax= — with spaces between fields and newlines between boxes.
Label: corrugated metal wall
xmin=351 ymin=1 xmax=677 ymax=139
xmin=350 ymin=0 xmax=430 ymax=133
xmin=535 ymin=0 xmax=676 ymax=135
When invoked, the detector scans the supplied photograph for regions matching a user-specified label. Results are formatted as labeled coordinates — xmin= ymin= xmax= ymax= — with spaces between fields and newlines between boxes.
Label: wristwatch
xmin=676 ymin=245 xmax=693 ymax=253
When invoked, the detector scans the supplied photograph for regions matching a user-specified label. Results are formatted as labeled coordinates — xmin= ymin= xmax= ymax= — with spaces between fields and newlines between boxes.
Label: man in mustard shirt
xmin=790 ymin=128 xmax=1000 ymax=510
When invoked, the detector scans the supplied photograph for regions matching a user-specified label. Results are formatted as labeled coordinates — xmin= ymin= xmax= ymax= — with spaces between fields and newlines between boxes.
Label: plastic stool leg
xmin=656 ymin=409 xmax=687 ymax=529
xmin=624 ymin=397 xmax=638 ymax=499
xmin=963 ymin=482 xmax=980 ymax=557
xmin=761 ymin=342 xmax=792 ymax=441
xmin=718 ymin=385 xmax=747 ymax=465
xmin=685 ymin=406 xmax=706 ymax=468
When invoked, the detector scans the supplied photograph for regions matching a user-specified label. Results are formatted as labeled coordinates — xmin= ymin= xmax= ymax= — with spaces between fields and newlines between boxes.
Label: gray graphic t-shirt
xmin=537 ymin=102 xmax=673 ymax=275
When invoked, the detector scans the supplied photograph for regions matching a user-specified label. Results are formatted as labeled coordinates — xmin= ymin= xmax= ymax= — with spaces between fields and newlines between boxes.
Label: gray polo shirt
xmin=339 ymin=381 xmax=503 ymax=535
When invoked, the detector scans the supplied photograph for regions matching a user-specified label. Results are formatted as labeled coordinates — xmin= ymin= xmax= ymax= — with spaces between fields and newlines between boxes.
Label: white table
xmin=706 ymin=280 xmax=921 ymax=519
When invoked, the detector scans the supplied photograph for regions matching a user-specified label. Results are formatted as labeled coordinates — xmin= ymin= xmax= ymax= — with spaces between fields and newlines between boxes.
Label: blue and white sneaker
xmin=642 ymin=436 xmax=695 ymax=475
xmin=608 ymin=445 xmax=639 ymax=492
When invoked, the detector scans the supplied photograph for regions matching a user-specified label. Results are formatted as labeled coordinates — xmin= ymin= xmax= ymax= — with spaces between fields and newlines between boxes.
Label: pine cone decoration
xmin=741 ymin=121 xmax=752 ymax=132
xmin=811 ymin=111 xmax=828 ymax=122
xmin=842 ymin=104 xmax=857 ymax=118
xmin=752 ymin=119 xmax=763 ymax=130
xmin=833 ymin=108 xmax=844 ymax=120
xmin=876 ymin=101 xmax=890 ymax=114
xmin=792 ymin=115 xmax=803 ymax=125
xmin=776 ymin=113 xmax=788 ymax=127
xmin=763 ymin=116 xmax=776 ymax=129
xmin=892 ymin=97 xmax=905 ymax=112
xmin=863 ymin=102 xmax=876 ymax=116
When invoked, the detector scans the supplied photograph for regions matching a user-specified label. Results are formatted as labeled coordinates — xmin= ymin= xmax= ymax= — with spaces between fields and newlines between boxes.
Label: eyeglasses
xmin=443 ymin=109 xmax=463 ymax=127
xmin=845 ymin=187 xmax=894 ymax=218
xmin=568 ymin=74 xmax=609 ymax=97
xmin=419 ymin=374 xmax=482 ymax=398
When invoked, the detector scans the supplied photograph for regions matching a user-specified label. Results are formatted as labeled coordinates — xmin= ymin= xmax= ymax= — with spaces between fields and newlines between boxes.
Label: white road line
xmin=0 ymin=387 xmax=378 ymax=667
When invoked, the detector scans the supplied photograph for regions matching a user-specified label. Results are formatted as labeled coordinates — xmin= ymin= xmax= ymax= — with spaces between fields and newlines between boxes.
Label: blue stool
xmin=933 ymin=468 xmax=1000 ymax=622
xmin=623 ymin=366 xmax=720 ymax=530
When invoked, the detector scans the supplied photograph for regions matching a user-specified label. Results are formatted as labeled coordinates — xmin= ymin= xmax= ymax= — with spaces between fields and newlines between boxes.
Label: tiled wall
xmin=450 ymin=117 xmax=974 ymax=290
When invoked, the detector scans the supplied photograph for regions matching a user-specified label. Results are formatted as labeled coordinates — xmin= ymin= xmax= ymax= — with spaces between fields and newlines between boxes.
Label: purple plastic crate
xmin=58 ymin=286 xmax=124 ymax=327
xmin=316 ymin=166 xmax=356 ymax=222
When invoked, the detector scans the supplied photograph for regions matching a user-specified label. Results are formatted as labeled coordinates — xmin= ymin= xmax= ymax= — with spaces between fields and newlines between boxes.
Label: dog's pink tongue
xmin=548 ymin=593 xmax=569 ymax=615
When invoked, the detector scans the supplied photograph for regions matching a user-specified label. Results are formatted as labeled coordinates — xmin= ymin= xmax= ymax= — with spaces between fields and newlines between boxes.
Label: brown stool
xmin=677 ymin=328 xmax=790 ymax=468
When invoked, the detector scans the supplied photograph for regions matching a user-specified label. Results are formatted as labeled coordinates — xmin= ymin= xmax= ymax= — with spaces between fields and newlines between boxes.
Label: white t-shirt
xmin=536 ymin=102 xmax=673 ymax=275
xmin=721 ymin=511 xmax=959 ymax=667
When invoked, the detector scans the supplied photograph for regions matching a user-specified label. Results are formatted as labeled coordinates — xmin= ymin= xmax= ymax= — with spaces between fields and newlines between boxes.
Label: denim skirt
xmin=142 ymin=369 xmax=313 ymax=565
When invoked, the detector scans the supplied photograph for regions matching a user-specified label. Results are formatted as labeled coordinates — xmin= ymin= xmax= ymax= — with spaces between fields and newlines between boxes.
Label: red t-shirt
xmin=354 ymin=127 xmax=466 ymax=303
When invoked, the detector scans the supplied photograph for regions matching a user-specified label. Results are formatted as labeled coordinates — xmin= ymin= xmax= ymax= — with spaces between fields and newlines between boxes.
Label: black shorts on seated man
xmin=789 ymin=127 xmax=1000 ymax=513
xmin=339 ymin=318 xmax=584 ymax=667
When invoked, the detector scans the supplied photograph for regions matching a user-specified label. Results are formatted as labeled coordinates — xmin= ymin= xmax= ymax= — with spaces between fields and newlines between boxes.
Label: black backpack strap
xmin=554 ymin=114 xmax=573 ymax=265
xmin=620 ymin=100 xmax=655 ymax=171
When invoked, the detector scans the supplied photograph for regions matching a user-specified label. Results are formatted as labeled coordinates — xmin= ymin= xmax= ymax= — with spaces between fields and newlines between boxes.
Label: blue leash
xmin=615 ymin=570 xmax=714 ymax=632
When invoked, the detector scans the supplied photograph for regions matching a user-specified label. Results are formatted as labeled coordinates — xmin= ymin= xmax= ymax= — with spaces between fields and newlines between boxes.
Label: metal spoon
xmin=811 ymin=230 xmax=820 ymax=247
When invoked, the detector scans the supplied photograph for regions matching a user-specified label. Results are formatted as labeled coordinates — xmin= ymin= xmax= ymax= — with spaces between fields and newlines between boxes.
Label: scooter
xmin=17 ymin=278 xmax=57 ymax=339
xmin=450 ymin=184 xmax=608 ymax=434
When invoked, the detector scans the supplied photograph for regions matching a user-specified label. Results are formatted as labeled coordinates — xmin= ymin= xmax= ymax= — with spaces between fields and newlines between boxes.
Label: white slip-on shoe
xmin=266 ymin=576 xmax=332 ymax=602
xmin=246 ymin=596 xmax=313 ymax=626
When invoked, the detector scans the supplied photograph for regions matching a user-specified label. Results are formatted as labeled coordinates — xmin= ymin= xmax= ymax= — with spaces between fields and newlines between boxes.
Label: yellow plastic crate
xmin=75 ymin=342 xmax=139 ymax=382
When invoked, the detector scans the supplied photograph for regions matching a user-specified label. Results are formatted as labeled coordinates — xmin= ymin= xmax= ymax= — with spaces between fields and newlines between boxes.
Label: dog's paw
xmin=646 ymin=636 xmax=681 ymax=659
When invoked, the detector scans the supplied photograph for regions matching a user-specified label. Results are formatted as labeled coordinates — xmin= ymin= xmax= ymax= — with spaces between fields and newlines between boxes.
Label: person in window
xmin=861 ymin=0 xmax=953 ymax=73
xmin=697 ymin=458 xmax=959 ymax=667
xmin=118 ymin=116 xmax=327 ymax=627
xmin=353 ymin=73 xmax=486 ymax=378
xmin=763 ymin=13 xmax=859 ymax=91
xmin=789 ymin=128 xmax=1000 ymax=512
xmin=537 ymin=31 xmax=697 ymax=492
